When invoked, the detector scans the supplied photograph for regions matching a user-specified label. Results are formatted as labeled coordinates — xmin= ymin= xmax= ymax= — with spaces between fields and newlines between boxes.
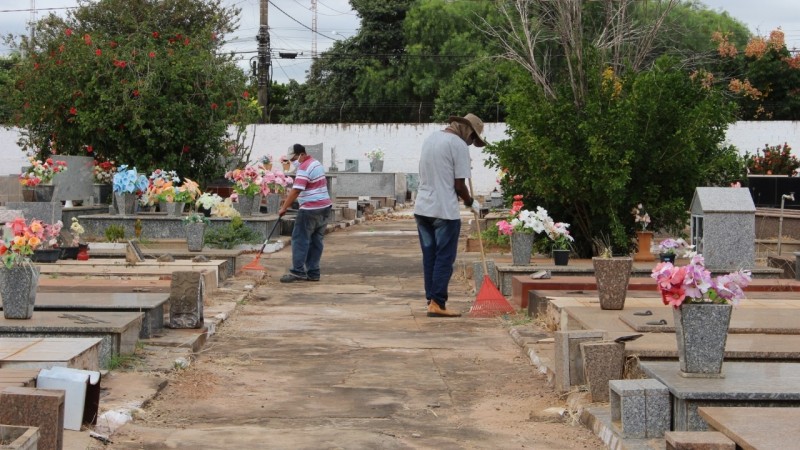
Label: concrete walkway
xmin=68 ymin=210 xmax=602 ymax=449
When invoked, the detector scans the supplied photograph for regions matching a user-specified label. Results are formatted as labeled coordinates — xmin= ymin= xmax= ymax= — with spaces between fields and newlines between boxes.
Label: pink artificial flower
xmin=497 ymin=220 xmax=513 ymax=236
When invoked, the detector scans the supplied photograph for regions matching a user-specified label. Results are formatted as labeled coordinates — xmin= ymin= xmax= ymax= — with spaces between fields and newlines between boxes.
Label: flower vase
xmin=266 ymin=193 xmax=281 ymax=214
xmin=234 ymin=195 xmax=256 ymax=217
xmin=673 ymin=303 xmax=732 ymax=377
xmin=634 ymin=231 xmax=655 ymax=262
xmin=93 ymin=184 xmax=112 ymax=205
xmin=0 ymin=264 xmax=40 ymax=319
xmin=60 ymin=246 xmax=79 ymax=260
xmin=76 ymin=243 xmax=90 ymax=261
xmin=370 ymin=159 xmax=384 ymax=172
xmin=510 ymin=232 xmax=534 ymax=265
xmin=552 ymin=249 xmax=570 ymax=266
xmin=281 ymin=161 xmax=291 ymax=172
xmin=114 ymin=192 xmax=137 ymax=216
xmin=659 ymin=253 xmax=677 ymax=264
xmin=185 ymin=223 xmax=206 ymax=252
xmin=263 ymin=163 xmax=273 ymax=172
xmin=592 ymin=257 xmax=633 ymax=310
xmin=22 ymin=184 xmax=55 ymax=202
xmin=162 ymin=201 xmax=185 ymax=217
xmin=198 ymin=206 xmax=212 ymax=217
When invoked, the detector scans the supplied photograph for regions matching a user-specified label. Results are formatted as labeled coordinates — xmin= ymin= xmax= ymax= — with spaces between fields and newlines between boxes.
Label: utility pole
xmin=311 ymin=0 xmax=317 ymax=58
xmin=255 ymin=0 xmax=271 ymax=123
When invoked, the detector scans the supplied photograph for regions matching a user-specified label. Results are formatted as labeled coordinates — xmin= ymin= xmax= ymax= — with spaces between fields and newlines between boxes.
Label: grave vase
xmin=185 ymin=222 xmax=206 ymax=252
xmin=233 ymin=194 xmax=256 ymax=217
xmin=60 ymin=246 xmax=79 ymax=260
xmin=76 ymin=243 xmax=90 ymax=261
xmin=265 ymin=193 xmax=281 ymax=214
xmin=634 ymin=231 xmax=655 ymax=262
xmin=93 ymin=183 xmax=112 ymax=205
xmin=114 ymin=192 xmax=137 ymax=216
xmin=673 ymin=303 xmax=732 ymax=377
xmin=30 ymin=249 xmax=61 ymax=263
xmin=510 ymin=231 xmax=534 ymax=265
xmin=592 ymin=257 xmax=633 ymax=310
xmin=0 ymin=264 xmax=39 ymax=319
xmin=21 ymin=184 xmax=55 ymax=202
xmin=552 ymin=249 xmax=570 ymax=266
xmin=251 ymin=194 xmax=263 ymax=215
xmin=659 ymin=253 xmax=677 ymax=264
xmin=162 ymin=201 xmax=185 ymax=217
xmin=370 ymin=159 xmax=384 ymax=172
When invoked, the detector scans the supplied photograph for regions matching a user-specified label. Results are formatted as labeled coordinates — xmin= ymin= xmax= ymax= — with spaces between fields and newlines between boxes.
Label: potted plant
xmin=259 ymin=154 xmax=273 ymax=171
xmin=546 ymin=221 xmax=574 ymax=266
xmin=652 ymin=255 xmax=751 ymax=376
xmin=92 ymin=158 xmax=116 ymax=204
xmin=658 ymin=237 xmax=691 ymax=264
xmin=365 ymin=148 xmax=385 ymax=172
xmin=112 ymin=165 xmax=149 ymax=215
xmin=225 ymin=166 xmax=264 ymax=216
xmin=496 ymin=195 xmax=548 ymax=266
xmin=0 ymin=217 xmax=46 ymax=319
xmin=30 ymin=220 xmax=63 ymax=263
xmin=631 ymin=203 xmax=654 ymax=261
xmin=19 ymin=156 xmax=68 ymax=202
xmin=183 ymin=213 xmax=210 ymax=252
xmin=591 ymin=235 xmax=633 ymax=310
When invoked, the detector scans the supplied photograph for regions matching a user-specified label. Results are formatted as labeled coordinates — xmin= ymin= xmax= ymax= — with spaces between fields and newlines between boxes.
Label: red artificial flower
xmin=211 ymin=103 xmax=218 ymax=110
xmin=152 ymin=31 xmax=159 ymax=39
xmin=83 ymin=34 xmax=92 ymax=45
xmin=86 ymin=145 xmax=93 ymax=153
xmin=69 ymin=107 xmax=77 ymax=115
xmin=95 ymin=49 xmax=102 ymax=56
xmin=148 ymin=51 xmax=156 ymax=58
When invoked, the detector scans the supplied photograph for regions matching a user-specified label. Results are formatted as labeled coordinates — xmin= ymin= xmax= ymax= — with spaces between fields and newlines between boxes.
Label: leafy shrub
xmin=745 ymin=143 xmax=800 ymax=175
xmin=104 ymin=224 xmax=125 ymax=242
xmin=204 ymin=216 xmax=261 ymax=249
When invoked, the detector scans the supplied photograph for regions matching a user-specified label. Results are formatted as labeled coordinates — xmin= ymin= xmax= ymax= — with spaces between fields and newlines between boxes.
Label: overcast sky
xmin=0 ymin=1 xmax=798 ymax=85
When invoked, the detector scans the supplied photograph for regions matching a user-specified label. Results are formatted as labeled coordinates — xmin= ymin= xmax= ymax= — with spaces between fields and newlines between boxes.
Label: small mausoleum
xmin=689 ymin=187 xmax=755 ymax=271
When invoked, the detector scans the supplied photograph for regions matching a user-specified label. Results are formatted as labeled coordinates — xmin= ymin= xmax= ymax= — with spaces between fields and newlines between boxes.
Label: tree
xmin=2 ymin=0 xmax=259 ymax=186
xmin=481 ymin=0 xmax=744 ymax=255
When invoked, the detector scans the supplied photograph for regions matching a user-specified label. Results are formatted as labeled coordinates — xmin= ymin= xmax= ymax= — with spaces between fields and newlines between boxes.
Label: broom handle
xmin=467 ymin=179 xmax=490 ymax=275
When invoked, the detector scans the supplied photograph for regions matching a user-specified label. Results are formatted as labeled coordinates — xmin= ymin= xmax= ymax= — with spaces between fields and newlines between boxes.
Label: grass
xmin=504 ymin=310 xmax=533 ymax=326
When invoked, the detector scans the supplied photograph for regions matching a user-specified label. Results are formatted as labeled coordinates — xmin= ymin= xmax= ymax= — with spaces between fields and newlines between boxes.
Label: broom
xmin=241 ymin=217 xmax=282 ymax=272
xmin=467 ymin=180 xmax=515 ymax=318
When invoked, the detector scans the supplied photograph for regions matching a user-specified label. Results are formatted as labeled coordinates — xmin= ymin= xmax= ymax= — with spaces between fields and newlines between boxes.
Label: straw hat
xmin=447 ymin=113 xmax=487 ymax=147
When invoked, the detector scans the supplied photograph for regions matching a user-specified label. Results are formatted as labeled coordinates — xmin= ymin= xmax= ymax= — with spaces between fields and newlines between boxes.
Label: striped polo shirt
xmin=293 ymin=157 xmax=332 ymax=210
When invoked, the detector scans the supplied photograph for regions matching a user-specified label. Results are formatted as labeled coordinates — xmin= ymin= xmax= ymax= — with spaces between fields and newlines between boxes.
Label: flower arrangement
xmin=365 ymin=148 xmax=385 ymax=160
xmin=0 ymin=217 xmax=46 ymax=267
xmin=19 ymin=157 xmax=68 ymax=187
xmin=112 ymin=165 xmax=149 ymax=194
xmin=214 ymin=197 xmax=240 ymax=218
xmin=92 ymin=159 xmax=116 ymax=184
xmin=262 ymin=171 xmax=293 ymax=194
xmin=173 ymin=179 xmax=201 ymax=203
xmin=545 ymin=221 xmax=574 ymax=250
xmin=651 ymin=254 xmax=752 ymax=308
xmin=496 ymin=195 xmax=548 ymax=235
xmin=658 ymin=238 xmax=691 ymax=256
xmin=260 ymin=155 xmax=272 ymax=166
xmin=182 ymin=212 xmax=210 ymax=225
xmin=196 ymin=192 xmax=223 ymax=211
xmin=225 ymin=166 xmax=264 ymax=197
xmin=69 ymin=217 xmax=85 ymax=246
xmin=631 ymin=204 xmax=650 ymax=231
xmin=40 ymin=220 xmax=63 ymax=249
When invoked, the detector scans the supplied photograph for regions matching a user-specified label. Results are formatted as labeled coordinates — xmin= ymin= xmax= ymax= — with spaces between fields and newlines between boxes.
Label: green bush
xmin=104 ymin=224 xmax=125 ymax=242
xmin=204 ymin=216 xmax=261 ymax=249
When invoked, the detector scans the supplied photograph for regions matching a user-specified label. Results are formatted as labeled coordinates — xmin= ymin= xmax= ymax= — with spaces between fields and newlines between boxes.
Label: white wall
xmin=3 ymin=120 xmax=800 ymax=196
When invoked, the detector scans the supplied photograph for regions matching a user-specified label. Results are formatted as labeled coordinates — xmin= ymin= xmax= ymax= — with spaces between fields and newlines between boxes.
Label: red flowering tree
xmin=3 ymin=0 xmax=259 ymax=185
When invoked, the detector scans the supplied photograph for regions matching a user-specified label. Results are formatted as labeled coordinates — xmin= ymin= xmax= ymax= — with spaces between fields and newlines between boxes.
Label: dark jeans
xmin=415 ymin=214 xmax=461 ymax=307
xmin=290 ymin=206 xmax=331 ymax=279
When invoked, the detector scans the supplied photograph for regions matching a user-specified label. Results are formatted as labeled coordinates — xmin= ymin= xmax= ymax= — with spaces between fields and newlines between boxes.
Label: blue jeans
xmin=415 ymin=214 xmax=461 ymax=307
xmin=290 ymin=207 xmax=331 ymax=279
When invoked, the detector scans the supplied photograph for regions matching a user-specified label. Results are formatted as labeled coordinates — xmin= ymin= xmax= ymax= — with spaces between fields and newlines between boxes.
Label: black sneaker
xmin=307 ymin=277 xmax=320 ymax=282
xmin=280 ymin=273 xmax=308 ymax=283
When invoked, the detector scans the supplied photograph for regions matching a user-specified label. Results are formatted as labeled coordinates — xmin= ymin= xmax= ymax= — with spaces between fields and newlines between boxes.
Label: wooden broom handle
xmin=468 ymin=179 xmax=490 ymax=275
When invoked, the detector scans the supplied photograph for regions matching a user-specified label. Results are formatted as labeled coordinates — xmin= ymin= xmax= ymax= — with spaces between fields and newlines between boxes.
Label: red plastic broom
xmin=468 ymin=180 xmax=515 ymax=318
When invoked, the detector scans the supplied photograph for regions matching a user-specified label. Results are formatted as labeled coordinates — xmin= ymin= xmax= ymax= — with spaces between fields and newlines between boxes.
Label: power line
xmin=267 ymin=0 xmax=336 ymax=41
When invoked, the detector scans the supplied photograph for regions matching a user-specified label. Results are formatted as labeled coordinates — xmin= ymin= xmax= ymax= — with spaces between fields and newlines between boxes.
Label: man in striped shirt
xmin=278 ymin=144 xmax=333 ymax=282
